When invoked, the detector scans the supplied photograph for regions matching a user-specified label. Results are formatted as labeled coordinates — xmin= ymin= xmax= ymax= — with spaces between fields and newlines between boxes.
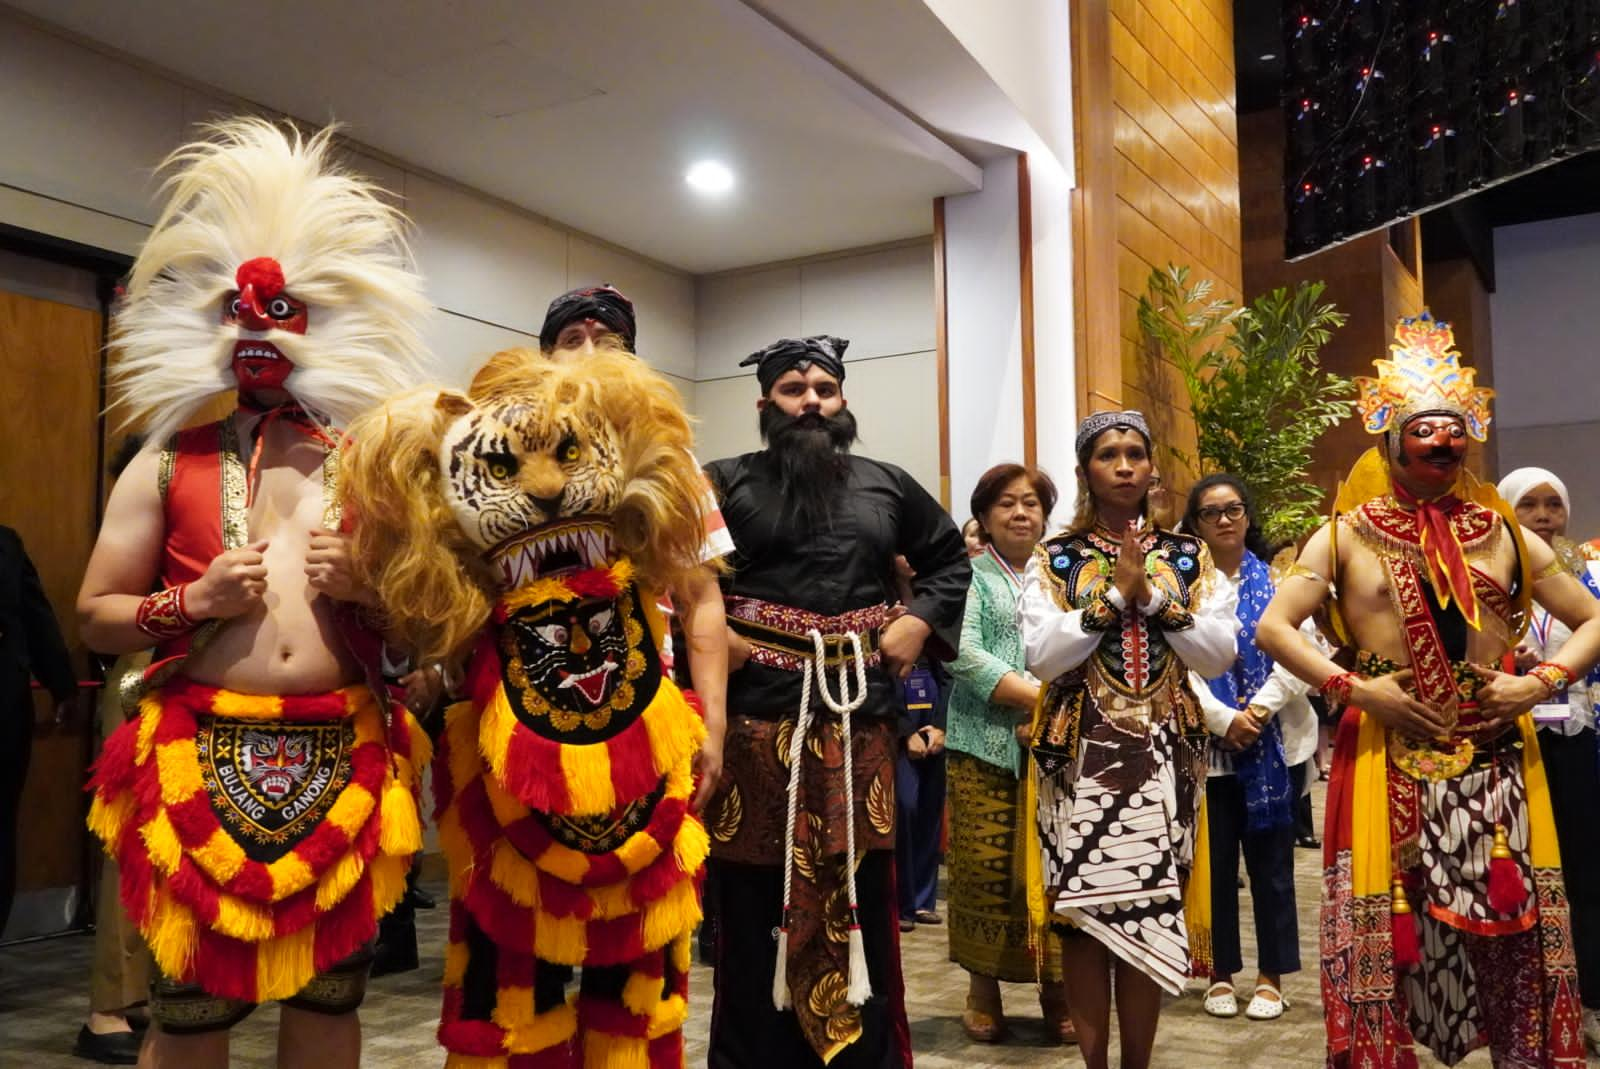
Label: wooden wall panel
xmin=0 ymin=287 xmax=99 ymax=895
xmin=1075 ymin=0 xmax=1243 ymax=485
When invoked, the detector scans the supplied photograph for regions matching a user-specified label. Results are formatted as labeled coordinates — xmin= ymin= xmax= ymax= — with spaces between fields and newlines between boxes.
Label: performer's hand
xmin=1351 ymin=670 xmax=1450 ymax=739
xmin=922 ymin=725 xmax=946 ymax=756
xmin=1015 ymin=720 xmax=1033 ymax=743
xmin=1475 ymin=668 xmax=1549 ymax=725
xmin=305 ymin=529 xmax=375 ymax=604
xmin=399 ymin=665 xmax=445 ymax=715
xmin=1115 ymin=523 xmax=1149 ymax=606
xmin=691 ymin=729 xmax=724 ymax=813
xmin=726 ymin=626 xmax=752 ymax=672
xmin=880 ymin=613 xmax=932 ymax=680
xmin=1221 ymin=710 xmax=1261 ymax=751
xmin=906 ymin=730 xmax=929 ymax=759
xmin=189 ymin=540 xmax=270 ymax=619
xmin=1512 ymin=644 xmax=1540 ymax=673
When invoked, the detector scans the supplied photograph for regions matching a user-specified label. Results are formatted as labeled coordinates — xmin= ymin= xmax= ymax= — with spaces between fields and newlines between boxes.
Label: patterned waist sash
xmin=86 ymin=678 xmax=427 ymax=1003
xmin=724 ymin=597 xmax=887 ymax=672
xmin=1356 ymin=650 xmax=1515 ymax=781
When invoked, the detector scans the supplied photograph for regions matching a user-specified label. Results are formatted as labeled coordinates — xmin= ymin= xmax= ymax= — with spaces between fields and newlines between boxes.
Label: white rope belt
xmin=773 ymin=628 xmax=873 ymax=1011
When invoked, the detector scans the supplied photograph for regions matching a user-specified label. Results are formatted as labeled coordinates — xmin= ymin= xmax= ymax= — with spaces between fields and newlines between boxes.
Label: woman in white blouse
xmin=1182 ymin=474 xmax=1318 ymax=1023
xmin=1018 ymin=410 xmax=1237 ymax=1069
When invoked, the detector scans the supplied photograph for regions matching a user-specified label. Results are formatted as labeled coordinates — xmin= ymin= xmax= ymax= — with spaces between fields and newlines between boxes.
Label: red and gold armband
xmin=1529 ymin=661 xmax=1575 ymax=699
xmin=136 ymin=584 xmax=197 ymax=640
xmin=1320 ymin=671 xmax=1360 ymax=706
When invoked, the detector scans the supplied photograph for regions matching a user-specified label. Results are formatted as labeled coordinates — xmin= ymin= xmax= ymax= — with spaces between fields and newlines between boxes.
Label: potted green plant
xmin=1137 ymin=265 xmax=1354 ymax=549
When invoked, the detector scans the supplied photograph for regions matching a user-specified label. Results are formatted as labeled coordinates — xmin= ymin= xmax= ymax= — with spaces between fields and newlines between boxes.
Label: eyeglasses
xmin=1196 ymin=503 xmax=1247 ymax=523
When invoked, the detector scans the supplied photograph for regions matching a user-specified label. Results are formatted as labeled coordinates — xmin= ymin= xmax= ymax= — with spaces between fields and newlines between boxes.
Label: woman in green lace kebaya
xmin=945 ymin=463 xmax=1069 ymax=1044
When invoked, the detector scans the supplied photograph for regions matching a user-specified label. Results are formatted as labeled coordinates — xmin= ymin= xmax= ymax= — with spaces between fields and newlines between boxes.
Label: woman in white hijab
xmin=1498 ymin=466 xmax=1600 ymax=1054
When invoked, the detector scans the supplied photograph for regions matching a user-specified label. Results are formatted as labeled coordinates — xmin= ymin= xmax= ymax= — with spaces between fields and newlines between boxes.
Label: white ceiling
xmin=9 ymin=0 xmax=1001 ymax=273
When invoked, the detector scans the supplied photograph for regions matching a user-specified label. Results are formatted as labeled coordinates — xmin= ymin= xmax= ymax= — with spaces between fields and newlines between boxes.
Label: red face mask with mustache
xmin=222 ymin=256 xmax=307 ymax=393
xmin=1393 ymin=414 xmax=1467 ymax=494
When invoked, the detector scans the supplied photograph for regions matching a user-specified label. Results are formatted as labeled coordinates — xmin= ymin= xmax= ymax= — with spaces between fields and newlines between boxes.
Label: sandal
xmin=1245 ymin=982 xmax=1289 ymax=1021
xmin=1039 ymin=983 xmax=1078 ymax=1045
xmin=914 ymin=909 xmax=943 ymax=926
xmin=1203 ymin=980 xmax=1239 ymax=1018
xmin=961 ymin=994 xmax=1007 ymax=1043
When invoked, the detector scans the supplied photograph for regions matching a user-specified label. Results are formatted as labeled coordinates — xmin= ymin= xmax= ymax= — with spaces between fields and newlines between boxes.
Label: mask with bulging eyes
xmin=437 ymin=395 xmax=625 ymax=551
xmin=499 ymin=581 xmax=663 ymax=745
xmin=1392 ymin=413 xmax=1467 ymax=492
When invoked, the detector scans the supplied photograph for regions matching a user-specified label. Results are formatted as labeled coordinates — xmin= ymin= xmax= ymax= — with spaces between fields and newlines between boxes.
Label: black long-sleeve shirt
xmin=0 ymin=526 xmax=76 ymax=707
xmin=705 ymin=452 xmax=970 ymax=722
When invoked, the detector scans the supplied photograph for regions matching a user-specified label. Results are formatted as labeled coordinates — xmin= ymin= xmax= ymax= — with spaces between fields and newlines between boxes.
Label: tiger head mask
xmin=342 ymin=348 xmax=708 ymax=665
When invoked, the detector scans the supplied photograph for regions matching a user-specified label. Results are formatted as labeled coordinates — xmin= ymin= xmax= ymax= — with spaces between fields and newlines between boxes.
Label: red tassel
xmin=1488 ymin=857 xmax=1527 ymax=914
xmin=1390 ymin=877 xmax=1421 ymax=972
xmin=1391 ymin=908 xmax=1421 ymax=972
xmin=1488 ymin=823 xmax=1529 ymax=914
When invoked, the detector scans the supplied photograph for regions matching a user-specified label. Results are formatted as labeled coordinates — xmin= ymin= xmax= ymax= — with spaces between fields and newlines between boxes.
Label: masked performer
xmin=1257 ymin=315 xmax=1600 ymax=1069
xmin=77 ymin=119 xmax=433 ymax=1069
xmin=701 ymin=335 xmax=970 ymax=1069
xmin=342 ymin=348 xmax=710 ymax=1068
xmin=1018 ymin=410 xmax=1238 ymax=1069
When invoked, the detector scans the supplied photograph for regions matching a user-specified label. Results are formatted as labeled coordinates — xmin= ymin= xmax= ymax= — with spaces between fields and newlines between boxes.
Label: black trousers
xmin=0 ymin=686 xmax=32 ymax=935
xmin=1538 ymin=727 xmax=1600 ymax=1009
xmin=894 ymin=750 xmax=944 ymax=918
xmin=1204 ymin=762 xmax=1302 ymax=978
xmin=708 ymin=853 xmax=907 ymax=1069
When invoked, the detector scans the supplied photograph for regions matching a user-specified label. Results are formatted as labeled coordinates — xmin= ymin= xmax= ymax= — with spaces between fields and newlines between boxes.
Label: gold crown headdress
xmin=1354 ymin=312 xmax=1494 ymax=442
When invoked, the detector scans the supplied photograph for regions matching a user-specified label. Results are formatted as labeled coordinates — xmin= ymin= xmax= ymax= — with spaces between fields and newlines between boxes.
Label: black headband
xmin=539 ymin=285 xmax=637 ymax=352
xmin=739 ymin=335 xmax=849 ymax=393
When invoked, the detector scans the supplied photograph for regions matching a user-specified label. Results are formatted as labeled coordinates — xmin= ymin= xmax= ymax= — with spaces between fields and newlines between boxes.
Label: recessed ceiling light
xmin=685 ymin=160 xmax=736 ymax=195
xmin=1259 ymin=52 xmax=1278 ymax=61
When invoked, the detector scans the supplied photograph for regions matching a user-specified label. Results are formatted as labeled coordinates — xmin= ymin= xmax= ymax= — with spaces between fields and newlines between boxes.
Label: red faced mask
xmin=222 ymin=256 xmax=307 ymax=393
xmin=1394 ymin=414 xmax=1467 ymax=491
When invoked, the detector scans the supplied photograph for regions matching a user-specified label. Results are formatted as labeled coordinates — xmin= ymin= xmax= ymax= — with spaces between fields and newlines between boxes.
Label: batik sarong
xmin=708 ymin=712 xmax=897 ymax=1062
xmin=1031 ymin=667 xmax=1208 ymax=994
xmin=1321 ymin=695 xmax=1583 ymax=1068
xmin=946 ymin=752 xmax=1061 ymax=982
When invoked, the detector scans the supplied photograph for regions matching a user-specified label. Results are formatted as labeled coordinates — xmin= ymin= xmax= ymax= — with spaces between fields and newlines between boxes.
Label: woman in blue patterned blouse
xmin=945 ymin=463 xmax=1068 ymax=1044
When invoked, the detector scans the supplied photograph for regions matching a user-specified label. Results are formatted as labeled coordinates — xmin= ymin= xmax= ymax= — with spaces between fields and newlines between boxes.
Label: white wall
xmin=944 ymin=157 xmax=1025 ymax=521
xmin=1490 ymin=214 xmax=1600 ymax=431
xmin=692 ymin=242 xmax=939 ymax=494
xmin=0 ymin=10 xmax=695 ymax=395
xmin=1490 ymin=214 xmax=1600 ymax=539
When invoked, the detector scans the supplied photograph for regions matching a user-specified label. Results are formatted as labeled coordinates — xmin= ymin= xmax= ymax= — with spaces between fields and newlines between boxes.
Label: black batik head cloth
xmin=739 ymin=335 xmax=850 ymax=394
xmin=539 ymin=284 xmax=638 ymax=352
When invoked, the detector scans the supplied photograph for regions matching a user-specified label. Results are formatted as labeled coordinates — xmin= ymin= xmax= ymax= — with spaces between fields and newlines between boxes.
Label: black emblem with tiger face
xmin=500 ymin=583 xmax=663 ymax=744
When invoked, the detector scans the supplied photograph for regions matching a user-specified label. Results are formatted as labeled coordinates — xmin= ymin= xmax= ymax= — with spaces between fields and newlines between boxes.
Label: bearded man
xmin=1257 ymin=313 xmax=1600 ymax=1069
xmin=76 ymin=120 xmax=432 ymax=1069
xmin=702 ymin=335 xmax=970 ymax=1069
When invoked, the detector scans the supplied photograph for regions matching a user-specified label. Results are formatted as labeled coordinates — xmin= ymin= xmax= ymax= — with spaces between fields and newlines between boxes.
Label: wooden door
xmin=0 ymin=284 xmax=101 ymax=938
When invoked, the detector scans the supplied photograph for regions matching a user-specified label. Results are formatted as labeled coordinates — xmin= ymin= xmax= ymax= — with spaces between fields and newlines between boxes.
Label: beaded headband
xmin=1075 ymin=409 xmax=1151 ymax=455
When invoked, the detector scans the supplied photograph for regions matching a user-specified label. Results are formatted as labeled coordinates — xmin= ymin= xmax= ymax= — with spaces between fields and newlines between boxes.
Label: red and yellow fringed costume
xmin=434 ymin=524 xmax=707 ymax=1069
xmin=1317 ymin=318 xmax=1583 ymax=1069
xmin=87 ymin=678 xmax=429 ymax=1002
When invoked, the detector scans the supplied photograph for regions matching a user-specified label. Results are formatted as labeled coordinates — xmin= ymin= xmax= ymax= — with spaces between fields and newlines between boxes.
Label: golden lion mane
xmin=342 ymin=349 xmax=709 ymax=665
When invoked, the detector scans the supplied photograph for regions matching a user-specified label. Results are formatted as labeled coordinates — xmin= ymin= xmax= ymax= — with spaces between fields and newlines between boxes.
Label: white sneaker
xmin=1582 ymin=1007 xmax=1600 ymax=1053
xmin=1203 ymin=981 xmax=1238 ymax=1018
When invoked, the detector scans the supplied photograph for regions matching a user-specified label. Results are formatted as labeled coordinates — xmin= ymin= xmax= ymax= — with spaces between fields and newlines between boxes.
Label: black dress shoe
xmin=73 ymin=1025 xmax=141 ymax=1065
xmin=405 ymin=886 xmax=437 ymax=910
xmin=1296 ymin=835 xmax=1322 ymax=849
